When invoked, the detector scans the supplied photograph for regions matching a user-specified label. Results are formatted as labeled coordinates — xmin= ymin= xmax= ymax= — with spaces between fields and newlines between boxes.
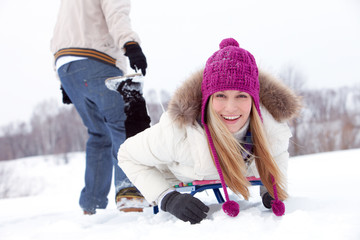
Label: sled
xmin=105 ymin=73 xmax=151 ymax=138
xmin=153 ymin=177 xmax=263 ymax=214
xmin=105 ymin=73 xmax=144 ymax=92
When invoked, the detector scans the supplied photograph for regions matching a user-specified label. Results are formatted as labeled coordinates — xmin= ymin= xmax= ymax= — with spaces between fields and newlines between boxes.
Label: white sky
xmin=0 ymin=0 xmax=359 ymax=126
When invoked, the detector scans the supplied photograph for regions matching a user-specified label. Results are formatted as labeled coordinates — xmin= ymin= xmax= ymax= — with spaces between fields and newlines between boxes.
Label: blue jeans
xmin=58 ymin=59 xmax=133 ymax=213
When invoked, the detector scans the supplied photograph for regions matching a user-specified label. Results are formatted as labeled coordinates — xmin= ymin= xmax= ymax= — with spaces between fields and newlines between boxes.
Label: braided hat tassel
xmin=270 ymin=175 xmax=285 ymax=216
xmin=204 ymin=124 xmax=240 ymax=217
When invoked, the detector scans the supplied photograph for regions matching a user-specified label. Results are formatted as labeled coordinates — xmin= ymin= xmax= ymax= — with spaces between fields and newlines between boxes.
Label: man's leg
xmin=58 ymin=59 xmax=126 ymax=213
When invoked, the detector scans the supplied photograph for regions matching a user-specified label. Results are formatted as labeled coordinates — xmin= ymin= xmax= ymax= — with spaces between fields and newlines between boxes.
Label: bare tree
xmin=30 ymin=100 xmax=61 ymax=155
xmin=279 ymin=66 xmax=306 ymax=95
xmin=278 ymin=66 xmax=360 ymax=155
xmin=54 ymin=106 xmax=87 ymax=154
xmin=0 ymin=122 xmax=31 ymax=160
xmin=145 ymin=89 xmax=167 ymax=125
xmin=0 ymin=100 xmax=87 ymax=161
xmin=279 ymin=66 xmax=306 ymax=156
xmin=340 ymin=86 xmax=360 ymax=149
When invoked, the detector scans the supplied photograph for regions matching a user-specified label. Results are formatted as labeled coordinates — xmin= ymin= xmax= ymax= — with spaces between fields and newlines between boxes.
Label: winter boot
xmin=83 ymin=210 xmax=95 ymax=215
xmin=116 ymin=187 xmax=150 ymax=212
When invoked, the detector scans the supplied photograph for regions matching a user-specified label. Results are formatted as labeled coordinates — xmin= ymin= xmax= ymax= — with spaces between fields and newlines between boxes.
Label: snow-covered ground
xmin=0 ymin=149 xmax=360 ymax=240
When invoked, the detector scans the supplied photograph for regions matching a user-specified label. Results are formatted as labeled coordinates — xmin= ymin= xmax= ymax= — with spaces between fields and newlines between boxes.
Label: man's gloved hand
xmin=60 ymin=85 xmax=72 ymax=104
xmin=124 ymin=42 xmax=147 ymax=76
xmin=160 ymin=191 xmax=209 ymax=224
xmin=262 ymin=192 xmax=274 ymax=209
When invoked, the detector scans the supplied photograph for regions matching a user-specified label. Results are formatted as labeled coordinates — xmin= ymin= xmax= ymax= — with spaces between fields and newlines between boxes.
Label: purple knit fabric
xmin=271 ymin=175 xmax=285 ymax=216
xmin=201 ymin=38 xmax=284 ymax=217
xmin=201 ymin=38 xmax=261 ymax=125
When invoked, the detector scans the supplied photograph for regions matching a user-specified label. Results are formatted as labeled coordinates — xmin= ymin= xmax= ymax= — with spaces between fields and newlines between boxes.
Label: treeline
xmin=289 ymin=87 xmax=360 ymax=155
xmin=0 ymin=93 xmax=170 ymax=161
xmin=0 ymin=100 xmax=87 ymax=161
xmin=280 ymin=67 xmax=360 ymax=155
xmin=1 ymin=71 xmax=359 ymax=161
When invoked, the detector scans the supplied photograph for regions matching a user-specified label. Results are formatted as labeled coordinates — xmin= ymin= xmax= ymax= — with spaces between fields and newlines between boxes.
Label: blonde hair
xmin=207 ymin=97 xmax=288 ymax=201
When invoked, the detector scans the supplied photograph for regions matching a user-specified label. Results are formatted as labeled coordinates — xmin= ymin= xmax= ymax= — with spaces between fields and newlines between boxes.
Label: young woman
xmin=117 ymin=38 xmax=302 ymax=224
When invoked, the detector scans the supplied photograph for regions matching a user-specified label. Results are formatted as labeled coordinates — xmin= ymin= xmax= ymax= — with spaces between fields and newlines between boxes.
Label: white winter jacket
xmin=50 ymin=0 xmax=140 ymax=72
xmin=118 ymin=69 xmax=302 ymax=205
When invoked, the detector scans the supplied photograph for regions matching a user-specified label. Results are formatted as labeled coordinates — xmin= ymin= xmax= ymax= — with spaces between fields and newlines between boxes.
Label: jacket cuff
xmin=157 ymin=188 xmax=175 ymax=209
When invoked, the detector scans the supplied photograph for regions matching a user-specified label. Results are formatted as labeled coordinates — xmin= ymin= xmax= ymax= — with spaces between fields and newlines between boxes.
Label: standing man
xmin=51 ymin=0 xmax=151 ymax=215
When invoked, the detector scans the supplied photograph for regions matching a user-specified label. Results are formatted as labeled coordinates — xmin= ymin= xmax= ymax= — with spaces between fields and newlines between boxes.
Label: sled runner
xmin=105 ymin=73 xmax=144 ymax=92
xmin=153 ymin=177 xmax=263 ymax=214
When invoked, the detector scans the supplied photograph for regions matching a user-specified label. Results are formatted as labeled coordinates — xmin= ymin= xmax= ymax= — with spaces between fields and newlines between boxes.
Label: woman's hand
xmin=160 ymin=191 xmax=209 ymax=224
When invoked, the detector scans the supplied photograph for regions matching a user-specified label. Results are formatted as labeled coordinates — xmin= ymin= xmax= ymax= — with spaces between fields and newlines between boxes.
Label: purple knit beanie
xmin=201 ymin=38 xmax=284 ymax=217
xmin=201 ymin=38 xmax=261 ymax=125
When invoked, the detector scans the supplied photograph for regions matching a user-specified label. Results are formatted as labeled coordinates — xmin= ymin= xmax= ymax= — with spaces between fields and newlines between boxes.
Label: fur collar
xmin=167 ymin=68 xmax=302 ymax=126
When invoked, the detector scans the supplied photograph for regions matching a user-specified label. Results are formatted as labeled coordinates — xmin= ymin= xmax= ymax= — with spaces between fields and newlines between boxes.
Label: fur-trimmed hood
xmin=167 ymin=69 xmax=302 ymax=126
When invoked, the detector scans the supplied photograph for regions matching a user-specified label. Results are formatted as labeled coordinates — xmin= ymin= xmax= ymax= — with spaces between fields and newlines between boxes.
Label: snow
xmin=1 ymin=149 xmax=360 ymax=240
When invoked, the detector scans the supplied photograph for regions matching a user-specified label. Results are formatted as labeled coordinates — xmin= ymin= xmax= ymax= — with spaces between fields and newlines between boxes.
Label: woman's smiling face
xmin=211 ymin=90 xmax=252 ymax=133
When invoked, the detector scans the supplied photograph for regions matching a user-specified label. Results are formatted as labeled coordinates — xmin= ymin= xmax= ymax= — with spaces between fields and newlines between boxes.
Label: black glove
xmin=124 ymin=42 xmax=147 ymax=76
xmin=262 ymin=192 xmax=274 ymax=209
xmin=60 ymin=85 xmax=72 ymax=104
xmin=161 ymin=191 xmax=209 ymax=224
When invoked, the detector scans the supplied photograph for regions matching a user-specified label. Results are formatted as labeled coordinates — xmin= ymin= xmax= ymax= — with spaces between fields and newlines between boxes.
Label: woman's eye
xmin=237 ymin=94 xmax=248 ymax=98
xmin=215 ymin=94 xmax=226 ymax=98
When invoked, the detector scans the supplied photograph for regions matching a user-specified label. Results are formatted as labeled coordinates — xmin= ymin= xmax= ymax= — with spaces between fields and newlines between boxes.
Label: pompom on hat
xmin=201 ymin=38 xmax=285 ymax=217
